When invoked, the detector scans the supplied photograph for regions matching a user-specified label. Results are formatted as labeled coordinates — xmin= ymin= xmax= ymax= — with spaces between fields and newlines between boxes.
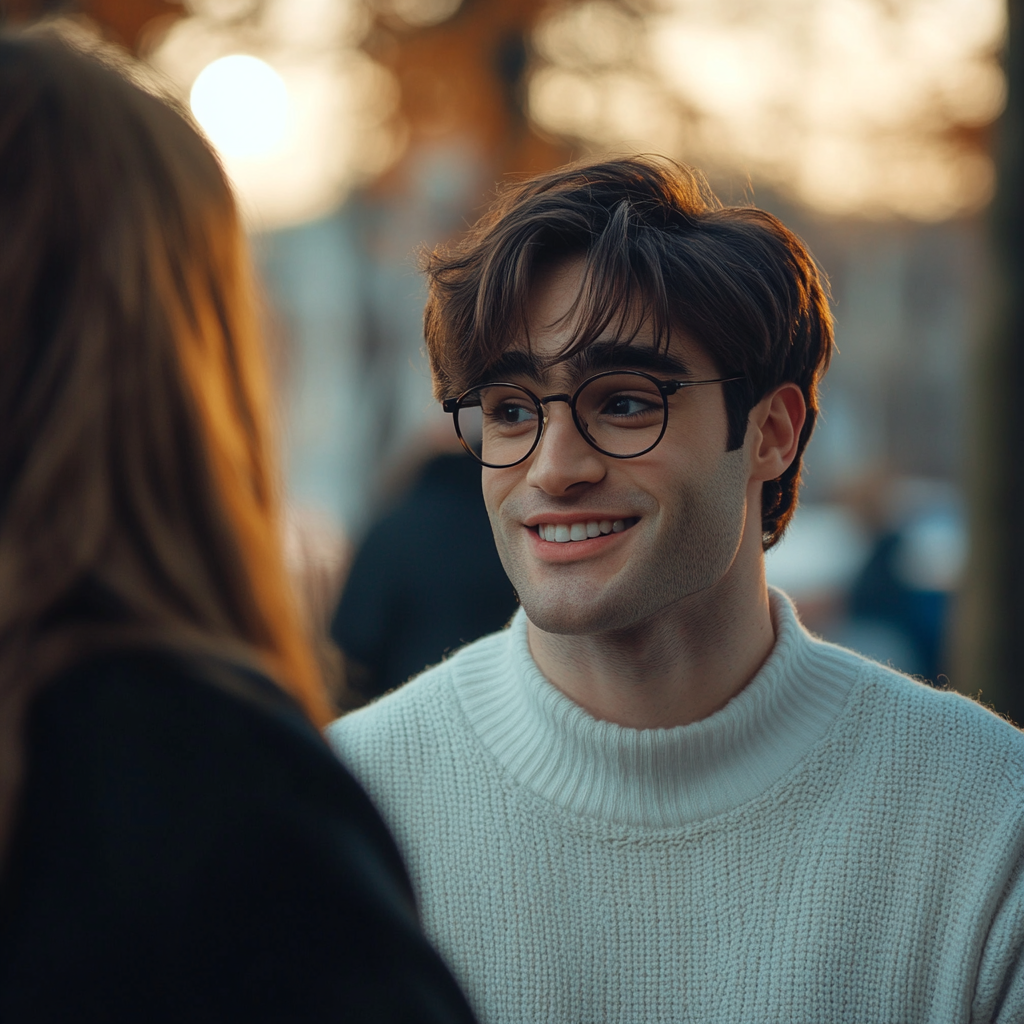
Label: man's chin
xmin=517 ymin=585 xmax=630 ymax=637
xmin=499 ymin=540 xmax=639 ymax=634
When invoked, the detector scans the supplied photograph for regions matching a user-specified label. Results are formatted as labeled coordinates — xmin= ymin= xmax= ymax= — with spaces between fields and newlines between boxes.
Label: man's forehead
xmin=483 ymin=340 xmax=692 ymax=385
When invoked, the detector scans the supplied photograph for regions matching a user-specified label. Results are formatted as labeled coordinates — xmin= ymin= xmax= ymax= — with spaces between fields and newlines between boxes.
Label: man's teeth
xmin=537 ymin=519 xmax=631 ymax=543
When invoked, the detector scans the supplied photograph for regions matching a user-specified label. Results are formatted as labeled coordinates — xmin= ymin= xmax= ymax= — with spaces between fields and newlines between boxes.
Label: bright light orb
xmin=190 ymin=55 xmax=290 ymax=159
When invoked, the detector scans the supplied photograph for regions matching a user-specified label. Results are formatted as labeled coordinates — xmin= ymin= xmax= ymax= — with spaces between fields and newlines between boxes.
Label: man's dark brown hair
xmin=423 ymin=156 xmax=833 ymax=549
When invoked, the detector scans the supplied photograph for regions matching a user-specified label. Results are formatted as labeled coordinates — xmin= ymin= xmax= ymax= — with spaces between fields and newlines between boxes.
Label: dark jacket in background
xmin=0 ymin=652 xmax=476 ymax=1023
xmin=332 ymin=453 xmax=518 ymax=700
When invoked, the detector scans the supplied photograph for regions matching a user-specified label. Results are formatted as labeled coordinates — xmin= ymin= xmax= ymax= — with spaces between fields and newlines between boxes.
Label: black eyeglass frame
xmin=442 ymin=369 xmax=746 ymax=469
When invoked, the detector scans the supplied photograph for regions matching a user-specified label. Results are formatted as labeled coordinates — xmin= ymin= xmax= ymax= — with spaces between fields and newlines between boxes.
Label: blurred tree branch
xmin=361 ymin=0 xmax=582 ymax=204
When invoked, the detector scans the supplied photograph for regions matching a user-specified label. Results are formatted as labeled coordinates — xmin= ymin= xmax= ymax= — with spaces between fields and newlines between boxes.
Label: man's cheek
xmin=481 ymin=475 xmax=503 ymax=522
xmin=483 ymin=498 xmax=503 ymax=542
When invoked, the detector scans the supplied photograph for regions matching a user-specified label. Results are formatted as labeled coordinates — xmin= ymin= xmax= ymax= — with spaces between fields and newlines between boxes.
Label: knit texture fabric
xmin=329 ymin=589 xmax=1024 ymax=1024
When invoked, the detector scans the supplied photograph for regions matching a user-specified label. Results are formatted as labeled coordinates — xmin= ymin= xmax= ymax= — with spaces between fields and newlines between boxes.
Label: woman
xmin=0 ymin=31 xmax=474 ymax=1023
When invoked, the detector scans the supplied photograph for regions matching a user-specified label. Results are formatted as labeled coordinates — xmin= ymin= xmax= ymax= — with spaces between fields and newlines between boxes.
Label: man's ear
xmin=747 ymin=383 xmax=806 ymax=483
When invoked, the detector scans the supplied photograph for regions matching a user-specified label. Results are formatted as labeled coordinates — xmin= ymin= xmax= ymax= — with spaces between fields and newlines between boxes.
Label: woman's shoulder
xmin=2 ymin=649 xmax=477 ymax=1023
xmin=22 ymin=648 xmax=396 ymax=864
xmin=37 ymin=647 xmax=312 ymax=736
xmin=15 ymin=649 xmax=386 ymax=867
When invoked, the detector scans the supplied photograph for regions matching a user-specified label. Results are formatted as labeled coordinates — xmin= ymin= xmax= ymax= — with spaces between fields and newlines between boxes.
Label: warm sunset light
xmin=529 ymin=0 xmax=1005 ymax=220
xmin=153 ymin=0 xmax=395 ymax=230
xmin=159 ymin=0 xmax=1005 ymax=225
xmin=190 ymin=55 xmax=290 ymax=160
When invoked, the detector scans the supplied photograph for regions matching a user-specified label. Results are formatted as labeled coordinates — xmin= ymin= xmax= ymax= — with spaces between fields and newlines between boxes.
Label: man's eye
xmin=604 ymin=394 xmax=658 ymax=417
xmin=497 ymin=402 xmax=533 ymax=423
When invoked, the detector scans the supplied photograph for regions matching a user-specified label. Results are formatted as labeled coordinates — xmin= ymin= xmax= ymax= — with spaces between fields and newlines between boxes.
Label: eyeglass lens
xmin=456 ymin=372 xmax=667 ymax=467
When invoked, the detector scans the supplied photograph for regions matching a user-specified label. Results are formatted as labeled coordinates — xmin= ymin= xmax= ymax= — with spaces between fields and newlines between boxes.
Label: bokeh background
xmin=4 ymin=0 xmax=1022 ymax=721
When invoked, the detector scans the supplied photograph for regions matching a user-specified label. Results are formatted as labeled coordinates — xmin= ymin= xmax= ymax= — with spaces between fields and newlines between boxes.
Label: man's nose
xmin=525 ymin=400 xmax=606 ymax=495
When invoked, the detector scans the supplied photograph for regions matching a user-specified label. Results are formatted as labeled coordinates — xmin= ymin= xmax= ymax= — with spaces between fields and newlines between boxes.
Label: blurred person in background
xmin=331 ymin=425 xmax=517 ymax=702
xmin=0 ymin=32 xmax=475 ymax=1023
xmin=330 ymin=158 xmax=1024 ymax=1023
xmin=841 ymin=477 xmax=963 ymax=681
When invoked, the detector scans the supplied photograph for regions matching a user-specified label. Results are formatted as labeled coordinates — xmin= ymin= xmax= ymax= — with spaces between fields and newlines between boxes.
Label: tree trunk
xmin=957 ymin=0 xmax=1024 ymax=725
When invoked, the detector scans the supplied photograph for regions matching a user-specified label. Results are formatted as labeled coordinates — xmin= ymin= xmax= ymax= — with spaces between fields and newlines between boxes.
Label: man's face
xmin=481 ymin=258 xmax=756 ymax=637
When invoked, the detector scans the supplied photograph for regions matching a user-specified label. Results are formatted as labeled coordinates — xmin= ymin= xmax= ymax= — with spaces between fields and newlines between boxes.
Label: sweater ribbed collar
xmin=449 ymin=588 xmax=860 ymax=828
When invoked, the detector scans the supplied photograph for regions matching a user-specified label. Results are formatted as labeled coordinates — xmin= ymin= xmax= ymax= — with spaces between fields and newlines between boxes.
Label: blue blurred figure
xmin=846 ymin=499 xmax=964 ymax=682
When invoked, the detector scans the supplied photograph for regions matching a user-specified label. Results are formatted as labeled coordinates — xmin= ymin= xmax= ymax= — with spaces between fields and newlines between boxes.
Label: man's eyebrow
xmin=483 ymin=350 xmax=545 ymax=382
xmin=482 ymin=342 xmax=691 ymax=386
xmin=567 ymin=342 xmax=691 ymax=378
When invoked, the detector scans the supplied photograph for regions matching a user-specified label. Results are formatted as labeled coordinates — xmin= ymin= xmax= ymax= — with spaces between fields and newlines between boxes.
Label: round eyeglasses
xmin=442 ymin=369 xmax=745 ymax=469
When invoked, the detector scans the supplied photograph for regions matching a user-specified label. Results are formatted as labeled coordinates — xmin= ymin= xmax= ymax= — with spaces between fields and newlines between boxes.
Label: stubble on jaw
xmin=488 ymin=446 xmax=751 ymax=641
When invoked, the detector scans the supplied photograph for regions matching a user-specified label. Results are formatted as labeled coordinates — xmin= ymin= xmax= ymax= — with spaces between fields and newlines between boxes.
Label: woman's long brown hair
xmin=0 ymin=32 xmax=333 ymax=856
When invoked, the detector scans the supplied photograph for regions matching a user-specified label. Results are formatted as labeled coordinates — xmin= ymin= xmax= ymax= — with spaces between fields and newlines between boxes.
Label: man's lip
xmin=522 ymin=513 xmax=638 ymax=527
xmin=526 ymin=516 xmax=641 ymax=546
xmin=525 ymin=517 xmax=638 ymax=556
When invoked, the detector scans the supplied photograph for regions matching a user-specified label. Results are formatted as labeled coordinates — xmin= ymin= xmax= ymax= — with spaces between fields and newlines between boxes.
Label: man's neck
xmin=525 ymin=573 xmax=776 ymax=730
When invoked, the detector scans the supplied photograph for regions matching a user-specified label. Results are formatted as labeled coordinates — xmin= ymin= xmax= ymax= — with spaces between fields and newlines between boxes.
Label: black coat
xmin=0 ymin=651 xmax=476 ymax=1023
xmin=332 ymin=453 xmax=518 ymax=698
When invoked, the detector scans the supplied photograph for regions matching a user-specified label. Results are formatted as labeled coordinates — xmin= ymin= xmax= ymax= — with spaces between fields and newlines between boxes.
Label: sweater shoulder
xmin=839 ymin=649 xmax=1024 ymax=805
xmin=855 ymin=651 xmax=1023 ymax=749
xmin=329 ymin=654 xmax=456 ymax=742
xmin=327 ymin=626 xmax=507 ymax=769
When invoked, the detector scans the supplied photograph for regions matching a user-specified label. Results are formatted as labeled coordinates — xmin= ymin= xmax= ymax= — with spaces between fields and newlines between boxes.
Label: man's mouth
xmin=533 ymin=517 xmax=640 ymax=543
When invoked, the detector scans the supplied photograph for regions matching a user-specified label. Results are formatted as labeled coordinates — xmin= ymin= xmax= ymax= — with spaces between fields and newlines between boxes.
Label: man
xmin=329 ymin=158 xmax=1024 ymax=1023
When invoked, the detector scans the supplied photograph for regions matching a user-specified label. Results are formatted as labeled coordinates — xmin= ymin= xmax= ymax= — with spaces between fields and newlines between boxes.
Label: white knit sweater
xmin=329 ymin=589 xmax=1024 ymax=1024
